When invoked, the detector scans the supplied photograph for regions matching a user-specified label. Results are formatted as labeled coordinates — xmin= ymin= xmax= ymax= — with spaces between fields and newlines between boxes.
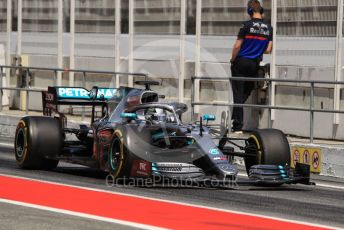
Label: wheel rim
xmin=248 ymin=135 xmax=262 ymax=164
xmin=110 ymin=138 xmax=122 ymax=171
xmin=16 ymin=128 xmax=26 ymax=158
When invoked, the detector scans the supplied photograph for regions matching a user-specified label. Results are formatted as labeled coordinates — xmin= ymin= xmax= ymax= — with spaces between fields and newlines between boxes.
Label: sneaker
xmin=231 ymin=130 xmax=243 ymax=135
xmin=231 ymin=120 xmax=243 ymax=133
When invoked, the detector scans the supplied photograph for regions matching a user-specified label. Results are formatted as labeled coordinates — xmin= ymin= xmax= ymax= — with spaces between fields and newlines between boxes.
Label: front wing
xmin=145 ymin=163 xmax=313 ymax=188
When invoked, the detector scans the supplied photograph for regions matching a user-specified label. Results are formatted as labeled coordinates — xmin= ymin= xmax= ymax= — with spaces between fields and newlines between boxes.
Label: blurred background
xmin=0 ymin=0 xmax=344 ymax=139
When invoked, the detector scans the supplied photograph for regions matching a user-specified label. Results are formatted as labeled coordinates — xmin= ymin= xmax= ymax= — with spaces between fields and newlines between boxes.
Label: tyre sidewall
xmin=108 ymin=129 xmax=134 ymax=179
xmin=15 ymin=120 xmax=30 ymax=166
xmin=245 ymin=129 xmax=291 ymax=172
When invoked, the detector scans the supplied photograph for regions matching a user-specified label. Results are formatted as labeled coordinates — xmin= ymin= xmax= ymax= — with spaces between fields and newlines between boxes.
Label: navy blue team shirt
xmin=237 ymin=18 xmax=273 ymax=60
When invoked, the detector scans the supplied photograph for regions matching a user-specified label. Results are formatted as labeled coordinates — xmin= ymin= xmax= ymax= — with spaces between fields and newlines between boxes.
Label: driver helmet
xmin=154 ymin=108 xmax=166 ymax=122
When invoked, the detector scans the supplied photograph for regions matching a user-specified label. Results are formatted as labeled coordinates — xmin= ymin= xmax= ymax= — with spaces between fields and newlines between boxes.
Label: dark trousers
xmin=231 ymin=57 xmax=259 ymax=131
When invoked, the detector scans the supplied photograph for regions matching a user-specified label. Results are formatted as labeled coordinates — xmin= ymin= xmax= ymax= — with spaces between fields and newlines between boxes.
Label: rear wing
xmin=42 ymin=86 xmax=117 ymax=116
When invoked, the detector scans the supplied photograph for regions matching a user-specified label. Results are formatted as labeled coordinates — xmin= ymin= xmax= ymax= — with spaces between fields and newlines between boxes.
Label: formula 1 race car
xmin=14 ymin=80 xmax=312 ymax=187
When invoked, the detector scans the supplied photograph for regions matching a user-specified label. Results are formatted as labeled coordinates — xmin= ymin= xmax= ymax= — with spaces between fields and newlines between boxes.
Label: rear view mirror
xmin=203 ymin=114 xmax=216 ymax=121
xmin=120 ymin=113 xmax=137 ymax=120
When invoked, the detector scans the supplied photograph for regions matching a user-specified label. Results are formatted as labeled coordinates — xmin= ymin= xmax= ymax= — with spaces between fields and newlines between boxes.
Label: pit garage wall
xmin=3 ymin=33 xmax=344 ymax=140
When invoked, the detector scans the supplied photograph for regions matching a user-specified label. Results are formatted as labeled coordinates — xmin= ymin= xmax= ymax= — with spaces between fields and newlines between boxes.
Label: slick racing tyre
xmin=15 ymin=116 xmax=61 ymax=170
xmin=108 ymin=129 xmax=134 ymax=180
xmin=244 ymin=129 xmax=290 ymax=173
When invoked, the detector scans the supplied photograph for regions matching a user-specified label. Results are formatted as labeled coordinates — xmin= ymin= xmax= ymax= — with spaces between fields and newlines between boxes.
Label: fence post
xmin=57 ymin=0 xmax=63 ymax=86
xmin=25 ymin=68 xmax=30 ymax=115
xmin=179 ymin=0 xmax=186 ymax=103
xmin=54 ymin=70 xmax=58 ymax=86
xmin=268 ymin=81 xmax=272 ymax=128
xmin=69 ymin=0 xmax=75 ymax=87
xmin=334 ymin=0 xmax=344 ymax=125
xmin=194 ymin=0 xmax=202 ymax=115
xmin=191 ymin=76 xmax=195 ymax=119
xmin=228 ymin=77 xmax=233 ymax=131
xmin=128 ymin=0 xmax=134 ymax=88
xmin=310 ymin=82 xmax=315 ymax=143
xmin=115 ymin=0 xmax=121 ymax=88
xmin=270 ymin=0 xmax=277 ymax=123
xmin=113 ymin=74 xmax=117 ymax=88
xmin=17 ymin=0 xmax=22 ymax=56
xmin=6 ymin=0 xmax=12 ymax=89
xmin=82 ymin=71 xmax=86 ymax=121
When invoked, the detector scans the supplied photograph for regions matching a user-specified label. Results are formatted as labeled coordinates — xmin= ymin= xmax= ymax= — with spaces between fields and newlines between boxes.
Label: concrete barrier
xmin=0 ymin=115 xmax=20 ymax=138
xmin=292 ymin=143 xmax=344 ymax=178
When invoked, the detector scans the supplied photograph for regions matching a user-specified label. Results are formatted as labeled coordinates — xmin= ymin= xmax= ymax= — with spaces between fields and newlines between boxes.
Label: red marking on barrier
xmin=313 ymin=151 xmax=320 ymax=169
xmin=245 ymin=35 xmax=268 ymax=41
xmin=0 ymin=175 xmax=329 ymax=230
xmin=293 ymin=149 xmax=300 ymax=166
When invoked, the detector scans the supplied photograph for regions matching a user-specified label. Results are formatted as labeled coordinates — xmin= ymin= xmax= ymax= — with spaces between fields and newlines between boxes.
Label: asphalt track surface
xmin=0 ymin=202 xmax=139 ymax=230
xmin=0 ymin=137 xmax=343 ymax=229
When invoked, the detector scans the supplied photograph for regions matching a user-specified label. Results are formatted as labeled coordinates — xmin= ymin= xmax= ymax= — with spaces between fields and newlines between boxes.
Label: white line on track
xmin=0 ymin=173 xmax=336 ymax=230
xmin=315 ymin=183 xmax=344 ymax=191
xmin=0 ymin=198 xmax=166 ymax=230
xmin=0 ymin=142 xmax=13 ymax=148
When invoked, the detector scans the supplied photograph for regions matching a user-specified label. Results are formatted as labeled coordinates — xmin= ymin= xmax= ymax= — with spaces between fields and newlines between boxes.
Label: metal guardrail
xmin=2 ymin=65 xmax=343 ymax=143
xmin=191 ymin=76 xmax=344 ymax=143
xmin=0 ymin=65 xmax=148 ymax=115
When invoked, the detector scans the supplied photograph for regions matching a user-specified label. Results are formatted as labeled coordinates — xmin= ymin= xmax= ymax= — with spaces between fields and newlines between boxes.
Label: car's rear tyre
xmin=108 ymin=129 xmax=134 ymax=180
xmin=245 ymin=129 xmax=290 ymax=173
xmin=14 ymin=116 xmax=61 ymax=170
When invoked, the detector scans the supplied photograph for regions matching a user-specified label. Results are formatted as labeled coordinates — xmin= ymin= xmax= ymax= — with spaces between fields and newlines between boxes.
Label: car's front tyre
xmin=245 ymin=129 xmax=291 ymax=173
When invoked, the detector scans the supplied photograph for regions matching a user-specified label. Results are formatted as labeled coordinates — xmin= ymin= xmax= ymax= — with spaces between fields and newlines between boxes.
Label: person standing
xmin=230 ymin=0 xmax=273 ymax=132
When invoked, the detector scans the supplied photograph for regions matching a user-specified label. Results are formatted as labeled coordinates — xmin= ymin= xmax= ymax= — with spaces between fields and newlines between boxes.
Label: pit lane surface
xmin=0 ymin=137 xmax=343 ymax=229
xmin=0 ymin=202 xmax=141 ymax=230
